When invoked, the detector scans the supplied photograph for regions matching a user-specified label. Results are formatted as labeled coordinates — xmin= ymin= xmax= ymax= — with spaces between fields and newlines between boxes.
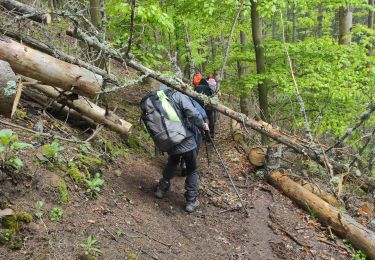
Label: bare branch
xmin=216 ymin=0 xmax=245 ymax=92
xmin=327 ymin=104 xmax=375 ymax=153
xmin=125 ymin=0 xmax=136 ymax=58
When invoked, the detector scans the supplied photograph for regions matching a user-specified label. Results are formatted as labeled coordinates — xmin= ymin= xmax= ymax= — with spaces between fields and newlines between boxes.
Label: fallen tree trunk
xmin=25 ymin=81 xmax=132 ymax=136
xmin=64 ymin=27 xmax=349 ymax=174
xmin=1 ymin=30 xmax=119 ymax=86
xmin=0 ymin=36 xmax=102 ymax=98
xmin=22 ymin=86 xmax=96 ymax=128
xmin=0 ymin=60 xmax=22 ymax=118
xmin=0 ymin=0 xmax=51 ymax=24
xmin=267 ymin=170 xmax=375 ymax=259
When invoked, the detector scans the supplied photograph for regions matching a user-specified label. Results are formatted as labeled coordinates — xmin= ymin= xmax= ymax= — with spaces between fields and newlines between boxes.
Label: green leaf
xmin=11 ymin=142 xmax=34 ymax=151
xmin=0 ymin=129 xmax=13 ymax=145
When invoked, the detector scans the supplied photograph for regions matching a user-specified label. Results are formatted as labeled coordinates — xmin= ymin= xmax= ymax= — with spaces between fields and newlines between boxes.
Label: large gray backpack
xmin=140 ymin=89 xmax=187 ymax=152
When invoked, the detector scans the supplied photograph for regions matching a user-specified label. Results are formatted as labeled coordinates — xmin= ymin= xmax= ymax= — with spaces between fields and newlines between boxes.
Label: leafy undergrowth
xmin=0 ymin=80 xmax=372 ymax=260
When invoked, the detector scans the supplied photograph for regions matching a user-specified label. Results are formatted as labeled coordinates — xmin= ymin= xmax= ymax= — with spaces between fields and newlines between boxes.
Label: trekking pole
xmin=204 ymin=134 xmax=210 ymax=168
xmin=205 ymin=131 xmax=250 ymax=217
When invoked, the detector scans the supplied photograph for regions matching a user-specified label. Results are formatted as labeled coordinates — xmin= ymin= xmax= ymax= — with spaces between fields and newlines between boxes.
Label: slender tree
xmin=251 ymin=0 xmax=269 ymax=143
xmin=338 ymin=5 xmax=353 ymax=45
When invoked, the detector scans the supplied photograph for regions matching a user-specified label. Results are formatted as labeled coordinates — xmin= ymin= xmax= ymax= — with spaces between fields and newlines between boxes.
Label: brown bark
xmin=0 ymin=0 xmax=51 ymax=24
xmin=0 ymin=36 xmax=102 ymax=98
xmin=267 ymin=170 xmax=375 ymax=259
xmin=26 ymin=82 xmax=132 ymax=136
xmin=0 ymin=60 xmax=22 ymax=118
xmin=338 ymin=6 xmax=353 ymax=45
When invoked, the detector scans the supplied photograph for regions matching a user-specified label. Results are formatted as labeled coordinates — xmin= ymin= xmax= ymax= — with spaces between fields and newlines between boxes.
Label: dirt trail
xmin=0 ymin=78 xmax=352 ymax=259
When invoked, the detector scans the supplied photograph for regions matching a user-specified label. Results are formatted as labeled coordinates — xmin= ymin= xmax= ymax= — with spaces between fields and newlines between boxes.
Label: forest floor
xmin=0 ymin=75 xmax=363 ymax=260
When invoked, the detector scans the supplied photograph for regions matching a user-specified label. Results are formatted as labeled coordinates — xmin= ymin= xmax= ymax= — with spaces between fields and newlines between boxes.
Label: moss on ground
xmin=59 ymin=180 xmax=70 ymax=204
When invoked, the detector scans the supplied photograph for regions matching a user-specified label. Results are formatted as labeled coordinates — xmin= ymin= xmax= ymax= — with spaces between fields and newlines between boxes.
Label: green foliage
xmin=0 ymin=129 xmax=33 ymax=171
xmin=352 ymin=250 xmax=367 ymax=260
xmin=41 ymin=140 xmax=64 ymax=161
xmin=80 ymin=235 xmax=102 ymax=257
xmin=50 ymin=207 xmax=63 ymax=222
xmin=85 ymin=173 xmax=105 ymax=198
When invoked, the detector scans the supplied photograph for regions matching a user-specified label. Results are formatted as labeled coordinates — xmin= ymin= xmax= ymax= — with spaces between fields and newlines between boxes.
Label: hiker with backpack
xmin=194 ymin=78 xmax=216 ymax=141
xmin=193 ymin=72 xmax=203 ymax=89
xmin=140 ymin=85 xmax=209 ymax=213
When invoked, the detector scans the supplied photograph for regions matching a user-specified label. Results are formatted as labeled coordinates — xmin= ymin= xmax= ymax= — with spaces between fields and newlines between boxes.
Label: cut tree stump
xmin=0 ymin=36 xmax=102 ymax=98
xmin=26 ymin=81 xmax=132 ymax=137
xmin=267 ymin=170 xmax=375 ymax=259
xmin=0 ymin=60 xmax=22 ymax=118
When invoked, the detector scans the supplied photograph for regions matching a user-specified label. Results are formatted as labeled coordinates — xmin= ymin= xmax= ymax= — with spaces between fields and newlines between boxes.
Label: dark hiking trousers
xmin=158 ymin=149 xmax=199 ymax=202
xmin=206 ymin=109 xmax=215 ymax=139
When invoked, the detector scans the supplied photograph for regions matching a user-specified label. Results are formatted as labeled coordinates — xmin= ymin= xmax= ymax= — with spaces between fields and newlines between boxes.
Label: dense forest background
xmin=102 ymin=0 xmax=375 ymax=174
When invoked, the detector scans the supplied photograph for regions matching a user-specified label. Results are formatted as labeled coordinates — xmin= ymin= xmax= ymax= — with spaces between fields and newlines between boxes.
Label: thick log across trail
xmin=267 ymin=170 xmax=375 ymax=259
xmin=0 ymin=36 xmax=102 ymax=98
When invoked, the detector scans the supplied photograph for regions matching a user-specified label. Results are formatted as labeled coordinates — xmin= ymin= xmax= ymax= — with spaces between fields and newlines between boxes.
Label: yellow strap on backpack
xmin=157 ymin=90 xmax=180 ymax=122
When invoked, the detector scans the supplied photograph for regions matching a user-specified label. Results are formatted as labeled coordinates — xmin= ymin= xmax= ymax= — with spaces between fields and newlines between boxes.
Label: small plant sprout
xmin=85 ymin=173 xmax=105 ymax=198
xmin=80 ymin=235 xmax=102 ymax=257
xmin=50 ymin=207 xmax=63 ymax=222
xmin=34 ymin=200 xmax=45 ymax=219
xmin=0 ymin=129 xmax=33 ymax=171
xmin=41 ymin=140 xmax=64 ymax=161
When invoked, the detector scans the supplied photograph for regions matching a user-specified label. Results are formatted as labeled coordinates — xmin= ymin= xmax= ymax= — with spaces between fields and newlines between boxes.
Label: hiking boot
xmin=154 ymin=186 xmax=166 ymax=199
xmin=185 ymin=199 xmax=200 ymax=213
xmin=154 ymin=180 xmax=170 ymax=199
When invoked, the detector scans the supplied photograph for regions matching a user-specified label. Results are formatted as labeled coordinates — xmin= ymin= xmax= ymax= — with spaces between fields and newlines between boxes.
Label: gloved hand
xmin=203 ymin=122 xmax=209 ymax=131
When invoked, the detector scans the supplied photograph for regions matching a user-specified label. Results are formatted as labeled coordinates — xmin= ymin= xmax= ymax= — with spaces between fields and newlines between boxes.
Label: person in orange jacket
xmin=193 ymin=72 xmax=203 ymax=88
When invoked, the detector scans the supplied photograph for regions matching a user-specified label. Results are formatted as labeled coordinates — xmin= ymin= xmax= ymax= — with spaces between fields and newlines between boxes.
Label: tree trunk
xmin=90 ymin=0 xmax=101 ymax=28
xmin=238 ymin=30 xmax=251 ymax=116
xmin=251 ymin=0 xmax=269 ymax=144
xmin=267 ymin=170 xmax=375 ymax=259
xmin=369 ymin=0 xmax=374 ymax=29
xmin=292 ymin=3 xmax=297 ymax=42
xmin=317 ymin=5 xmax=324 ymax=38
xmin=271 ymin=16 xmax=276 ymax=39
xmin=0 ymin=36 xmax=102 ymax=98
xmin=26 ymin=81 xmax=132 ymax=136
xmin=368 ymin=0 xmax=374 ymax=55
xmin=0 ymin=60 xmax=22 ymax=118
xmin=1 ymin=30 xmax=119 ymax=85
xmin=0 ymin=0 xmax=51 ymax=24
xmin=338 ymin=6 xmax=353 ymax=45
